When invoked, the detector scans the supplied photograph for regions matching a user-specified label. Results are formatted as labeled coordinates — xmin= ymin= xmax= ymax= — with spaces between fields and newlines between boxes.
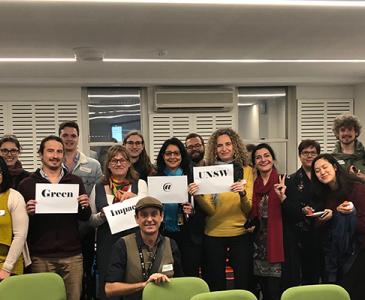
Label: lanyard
xmin=138 ymin=245 xmax=159 ymax=281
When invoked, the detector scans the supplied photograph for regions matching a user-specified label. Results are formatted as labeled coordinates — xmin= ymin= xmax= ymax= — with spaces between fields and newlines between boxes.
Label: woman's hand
xmin=115 ymin=191 xmax=137 ymax=202
xmin=337 ymin=201 xmax=354 ymax=214
xmin=145 ymin=273 xmax=170 ymax=285
xmin=274 ymin=174 xmax=287 ymax=202
xmin=0 ymin=269 xmax=10 ymax=280
xmin=231 ymin=179 xmax=247 ymax=194
xmin=182 ymin=202 xmax=193 ymax=215
xmin=188 ymin=183 xmax=199 ymax=196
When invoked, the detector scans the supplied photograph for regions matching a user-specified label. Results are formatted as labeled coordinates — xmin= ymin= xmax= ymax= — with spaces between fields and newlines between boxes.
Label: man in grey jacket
xmin=59 ymin=121 xmax=102 ymax=300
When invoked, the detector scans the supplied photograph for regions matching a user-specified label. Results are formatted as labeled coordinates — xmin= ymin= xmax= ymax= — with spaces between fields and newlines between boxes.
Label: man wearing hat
xmin=104 ymin=196 xmax=183 ymax=300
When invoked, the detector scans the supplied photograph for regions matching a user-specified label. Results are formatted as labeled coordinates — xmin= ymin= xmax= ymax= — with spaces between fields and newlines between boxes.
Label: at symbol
xmin=163 ymin=183 xmax=172 ymax=192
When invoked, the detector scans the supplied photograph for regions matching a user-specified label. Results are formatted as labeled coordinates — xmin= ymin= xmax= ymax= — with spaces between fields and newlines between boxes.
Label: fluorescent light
xmin=89 ymin=113 xmax=141 ymax=120
xmin=88 ymin=104 xmax=140 ymax=108
xmin=238 ymin=93 xmax=286 ymax=97
xmin=89 ymin=109 xmax=140 ymax=114
xmin=104 ymin=58 xmax=365 ymax=63
xmin=88 ymin=94 xmax=140 ymax=98
xmin=8 ymin=1 xmax=365 ymax=8
xmin=0 ymin=58 xmax=76 ymax=62
xmin=238 ymin=103 xmax=255 ymax=106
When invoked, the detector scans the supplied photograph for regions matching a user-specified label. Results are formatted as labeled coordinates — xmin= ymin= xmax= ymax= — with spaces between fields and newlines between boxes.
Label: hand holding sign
xmin=26 ymin=200 xmax=37 ymax=215
xmin=193 ymin=164 xmax=234 ymax=195
xmin=78 ymin=194 xmax=90 ymax=208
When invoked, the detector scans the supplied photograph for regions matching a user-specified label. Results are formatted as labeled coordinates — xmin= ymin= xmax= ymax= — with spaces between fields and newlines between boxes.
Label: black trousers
xmin=204 ymin=234 xmax=253 ymax=291
xmin=341 ymin=249 xmax=365 ymax=300
xmin=164 ymin=230 xmax=204 ymax=277
xmin=256 ymin=276 xmax=281 ymax=300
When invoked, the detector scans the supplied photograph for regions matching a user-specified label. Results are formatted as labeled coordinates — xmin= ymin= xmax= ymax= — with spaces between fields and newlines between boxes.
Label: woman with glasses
xmin=192 ymin=128 xmax=254 ymax=291
xmin=155 ymin=137 xmax=203 ymax=276
xmin=123 ymin=131 xmax=155 ymax=181
xmin=89 ymin=145 xmax=147 ymax=300
xmin=0 ymin=135 xmax=29 ymax=190
xmin=0 ymin=156 xmax=31 ymax=280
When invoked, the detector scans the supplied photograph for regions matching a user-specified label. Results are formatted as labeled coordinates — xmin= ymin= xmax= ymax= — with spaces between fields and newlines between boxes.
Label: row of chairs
xmin=0 ymin=273 xmax=351 ymax=300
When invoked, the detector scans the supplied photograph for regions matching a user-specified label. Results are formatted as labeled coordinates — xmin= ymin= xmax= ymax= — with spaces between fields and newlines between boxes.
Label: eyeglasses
xmin=0 ymin=148 xmax=19 ymax=155
xmin=164 ymin=151 xmax=181 ymax=157
xmin=301 ymin=151 xmax=318 ymax=157
xmin=110 ymin=158 xmax=129 ymax=166
xmin=186 ymin=144 xmax=203 ymax=151
xmin=125 ymin=141 xmax=143 ymax=146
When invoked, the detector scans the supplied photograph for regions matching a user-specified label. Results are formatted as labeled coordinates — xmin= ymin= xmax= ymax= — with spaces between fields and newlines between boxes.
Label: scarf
xmin=251 ymin=167 xmax=284 ymax=263
xmin=163 ymin=167 xmax=183 ymax=233
xmin=109 ymin=176 xmax=130 ymax=204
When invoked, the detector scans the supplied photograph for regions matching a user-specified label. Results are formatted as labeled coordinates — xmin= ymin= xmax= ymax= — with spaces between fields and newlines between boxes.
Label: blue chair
xmin=0 ymin=272 xmax=66 ymax=300
xmin=142 ymin=277 xmax=209 ymax=300
xmin=281 ymin=284 xmax=350 ymax=300
xmin=191 ymin=289 xmax=258 ymax=300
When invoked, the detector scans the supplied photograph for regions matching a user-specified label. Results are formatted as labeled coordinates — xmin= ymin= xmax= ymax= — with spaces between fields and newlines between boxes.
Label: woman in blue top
xmin=155 ymin=137 xmax=205 ymax=277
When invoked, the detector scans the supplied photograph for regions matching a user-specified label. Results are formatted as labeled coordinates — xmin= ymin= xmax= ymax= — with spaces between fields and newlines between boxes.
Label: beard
xmin=190 ymin=150 xmax=204 ymax=163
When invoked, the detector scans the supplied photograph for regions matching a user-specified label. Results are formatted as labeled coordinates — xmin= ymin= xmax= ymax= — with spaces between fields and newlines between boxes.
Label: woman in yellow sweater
xmin=191 ymin=128 xmax=254 ymax=291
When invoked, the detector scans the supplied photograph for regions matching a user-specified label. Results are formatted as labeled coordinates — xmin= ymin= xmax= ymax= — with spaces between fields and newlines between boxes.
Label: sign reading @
xmin=35 ymin=183 xmax=79 ymax=214
xmin=147 ymin=176 xmax=188 ymax=203
xmin=193 ymin=164 xmax=234 ymax=195
xmin=103 ymin=196 xmax=140 ymax=234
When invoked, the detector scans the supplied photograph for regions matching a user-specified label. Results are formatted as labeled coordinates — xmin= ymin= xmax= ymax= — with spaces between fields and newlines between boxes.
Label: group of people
xmin=1 ymin=113 xmax=365 ymax=300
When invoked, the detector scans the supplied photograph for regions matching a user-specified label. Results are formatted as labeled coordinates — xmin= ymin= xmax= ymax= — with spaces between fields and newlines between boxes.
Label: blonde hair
xmin=205 ymin=128 xmax=248 ymax=166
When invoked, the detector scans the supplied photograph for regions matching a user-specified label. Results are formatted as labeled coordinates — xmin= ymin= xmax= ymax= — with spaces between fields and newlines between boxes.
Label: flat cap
xmin=135 ymin=196 xmax=163 ymax=211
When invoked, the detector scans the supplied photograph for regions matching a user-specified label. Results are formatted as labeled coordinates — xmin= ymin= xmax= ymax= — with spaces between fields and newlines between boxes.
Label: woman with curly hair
xmin=191 ymin=128 xmax=254 ymax=291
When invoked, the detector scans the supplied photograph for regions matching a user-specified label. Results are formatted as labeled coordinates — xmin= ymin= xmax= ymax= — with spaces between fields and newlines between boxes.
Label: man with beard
xmin=332 ymin=113 xmax=365 ymax=181
xmin=18 ymin=135 xmax=91 ymax=300
xmin=123 ymin=131 xmax=155 ymax=181
xmin=284 ymin=139 xmax=323 ymax=286
xmin=185 ymin=133 xmax=206 ymax=167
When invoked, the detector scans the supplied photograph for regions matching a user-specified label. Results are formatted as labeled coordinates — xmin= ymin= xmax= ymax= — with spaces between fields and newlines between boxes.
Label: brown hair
xmin=103 ymin=144 xmax=138 ymax=184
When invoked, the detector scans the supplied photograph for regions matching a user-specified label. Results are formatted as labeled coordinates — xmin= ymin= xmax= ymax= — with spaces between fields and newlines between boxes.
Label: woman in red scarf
xmin=0 ymin=135 xmax=29 ymax=190
xmin=249 ymin=143 xmax=287 ymax=300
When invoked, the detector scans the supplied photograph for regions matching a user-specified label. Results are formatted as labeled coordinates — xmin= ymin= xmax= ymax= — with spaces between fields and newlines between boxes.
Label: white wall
xmin=354 ymin=83 xmax=365 ymax=141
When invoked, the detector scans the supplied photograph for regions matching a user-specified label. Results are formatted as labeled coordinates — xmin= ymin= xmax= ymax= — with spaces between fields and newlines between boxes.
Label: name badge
xmin=80 ymin=166 xmax=92 ymax=173
xmin=338 ymin=160 xmax=345 ymax=165
xmin=0 ymin=210 xmax=5 ymax=216
xmin=162 ymin=264 xmax=173 ymax=272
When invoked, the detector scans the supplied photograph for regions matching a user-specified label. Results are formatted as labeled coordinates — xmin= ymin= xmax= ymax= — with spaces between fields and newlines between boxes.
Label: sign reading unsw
xmin=103 ymin=196 xmax=140 ymax=234
xmin=193 ymin=164 xmax=234 ymax=195
xmin=35 ymin=183 xmax=79 ymax=214
xmin=148 ymin=176 xmax=188 ymax=203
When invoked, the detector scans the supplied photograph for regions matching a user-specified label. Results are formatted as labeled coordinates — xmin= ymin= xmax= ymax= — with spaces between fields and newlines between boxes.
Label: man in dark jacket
xmin=18 ymin=135 xmax=91 ymax=300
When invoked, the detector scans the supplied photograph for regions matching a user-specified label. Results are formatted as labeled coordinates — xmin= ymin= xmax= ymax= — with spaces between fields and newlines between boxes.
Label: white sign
xmin=147 ymin=176 xmax=188 ymax=204
xmin=104 ymin=196 xmax=140 ymax=234
xmin=35 ymin=183 xmax=79 ymax=214
xmin=193 ymin=164 xmax=234 ymax=195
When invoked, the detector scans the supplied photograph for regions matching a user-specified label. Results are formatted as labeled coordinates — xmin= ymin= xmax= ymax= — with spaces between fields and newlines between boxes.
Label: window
xmin=88 ymin=87 xmax=142 ymax=166
xmin=238 ymin=87 xmax=287 ymax=172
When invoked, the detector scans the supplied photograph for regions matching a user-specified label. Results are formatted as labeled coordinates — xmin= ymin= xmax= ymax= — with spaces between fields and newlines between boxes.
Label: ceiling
xmin=1 ymin=1 xmax=365 ymax=87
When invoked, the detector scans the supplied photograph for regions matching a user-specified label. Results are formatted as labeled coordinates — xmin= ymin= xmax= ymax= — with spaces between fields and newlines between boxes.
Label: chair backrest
xmin=142 ymin=277 xmax=210 ymax=300
xmin=281 ymin=284 xmax=350 ymax=300
xmin=190 ymin=289 xmax=258 ymax=300
xmin=0 ymin=272 xmax=66 ymax=300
